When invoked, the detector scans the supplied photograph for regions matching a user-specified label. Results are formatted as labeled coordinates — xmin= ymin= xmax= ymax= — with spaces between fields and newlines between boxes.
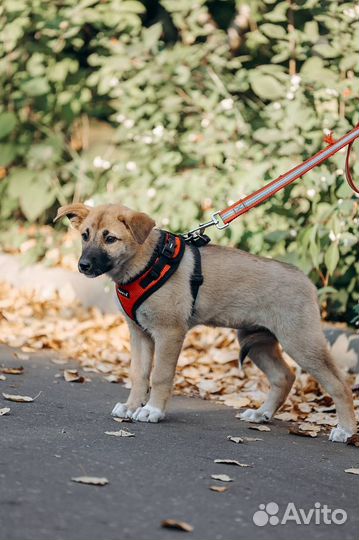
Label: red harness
xmin=115 ymin=231 xmax=203 ymax=326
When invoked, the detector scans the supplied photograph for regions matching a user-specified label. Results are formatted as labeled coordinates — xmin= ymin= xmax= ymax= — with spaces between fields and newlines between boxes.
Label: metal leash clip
xmin=183 ymin=212 xmax=229 ymax=246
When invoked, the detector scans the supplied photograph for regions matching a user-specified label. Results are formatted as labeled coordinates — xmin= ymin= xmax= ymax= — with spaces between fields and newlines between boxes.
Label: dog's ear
xmin=53 ymin=203 xmax=90 ymax=229
xmin=121 ymin=211 xmax=155 ymax=244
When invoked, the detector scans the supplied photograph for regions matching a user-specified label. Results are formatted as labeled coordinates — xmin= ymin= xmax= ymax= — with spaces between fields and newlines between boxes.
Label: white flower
xmin=201 ymin=117 xmax=210 ymax=128
xmin=147 ymin=188 xmax=156 ymax=199
xmin=227 ymin=199 xmax=235 ymax=206
xmin=220 ymin=98 xmax=234 ymax=111
xmin=109 ymin=77 xmax=119 ymax=88
xmin=115 ymin=114 xmax=125 ymax=123
xmin=336 ymin=168 xmax=344 ymax=176
xmin=320 ymin=176 xmax=327 ymax=183
xmin=235 ymin=140 xmax=244 ymax=150
xmin=84 ymin=198 xmax=94 ymax=207
xmin=273 ymin=102 xmax=282 ymax=110
xmin=291 ymin=74 xmax=301 ymax=87
xmin=161 ymin=217 xmax=169 ymax=226
xmin=152 ymin=125 xmax=164 ymax=137
xmin=323 ymin=128 xmax=331 ymax=136
xmin=325 ymin=88 xmax=338 ymax=97
xmin=143 ymin=135 xmax=153 ymax=144
xmin=286 ymin=92 xmax=294 ymax=100
xmin=290 ymin=229 xmax=297 ymax=238
xmin=125 ymin=161 xmax=137 ymax=172
xmin=93 ymin=156 xmax=111 ymax=170
xmin=338 ymin=198 xmax=343 ymax=205
xmin=329 ymin=230 xmax=337 ymax=242
xmin=307 ymin=188 xmax=316 ymax=198
xmin=124 ymin=118 xmax=134 ymax=129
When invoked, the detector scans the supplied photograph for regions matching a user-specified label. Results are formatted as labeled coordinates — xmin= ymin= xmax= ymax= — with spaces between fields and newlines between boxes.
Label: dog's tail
xmin=238 ymin=327 xmax=278 ymax=364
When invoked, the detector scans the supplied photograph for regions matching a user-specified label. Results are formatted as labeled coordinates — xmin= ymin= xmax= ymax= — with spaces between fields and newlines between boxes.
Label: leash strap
xmin=184 ymin=123 xmax=359 ymax=241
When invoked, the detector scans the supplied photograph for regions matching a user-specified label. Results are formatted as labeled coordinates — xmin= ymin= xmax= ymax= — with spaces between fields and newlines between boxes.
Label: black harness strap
xmin=189 ymin=244 xmax=203 ymax=313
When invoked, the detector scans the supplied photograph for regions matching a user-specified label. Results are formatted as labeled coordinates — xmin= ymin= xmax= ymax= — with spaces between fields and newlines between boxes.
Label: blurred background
xmin=0 ymin=0 xmax=358 ymax=324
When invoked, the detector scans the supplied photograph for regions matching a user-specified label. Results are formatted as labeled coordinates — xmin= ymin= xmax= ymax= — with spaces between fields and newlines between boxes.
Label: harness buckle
xmin=161 ymin=235 xmax=176 ymax=258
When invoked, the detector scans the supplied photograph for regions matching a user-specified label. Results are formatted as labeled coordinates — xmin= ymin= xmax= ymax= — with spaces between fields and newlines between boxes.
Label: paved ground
xmin=0 ymin=345 xmax=358 ymax=540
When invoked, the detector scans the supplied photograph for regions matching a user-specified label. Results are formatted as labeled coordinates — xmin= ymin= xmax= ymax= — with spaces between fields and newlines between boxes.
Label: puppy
xmin=54 ymin=202 xmax=357 ymax=442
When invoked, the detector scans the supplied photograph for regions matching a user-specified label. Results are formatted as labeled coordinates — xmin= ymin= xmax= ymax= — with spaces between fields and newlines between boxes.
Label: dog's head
xmin=53 ymin=203 xmax=155 ymax=278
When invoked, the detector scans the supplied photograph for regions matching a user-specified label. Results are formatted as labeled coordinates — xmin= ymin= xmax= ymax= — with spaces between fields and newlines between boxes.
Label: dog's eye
xmin=105 ymin=235 xmax=117 ymax=244
xmin=82 ymin=231 xmax=89 ymax=241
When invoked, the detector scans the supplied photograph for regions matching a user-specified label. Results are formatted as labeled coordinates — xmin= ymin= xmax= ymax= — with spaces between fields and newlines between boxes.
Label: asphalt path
xmin=0 ymin=346 xmax=358 ymax=540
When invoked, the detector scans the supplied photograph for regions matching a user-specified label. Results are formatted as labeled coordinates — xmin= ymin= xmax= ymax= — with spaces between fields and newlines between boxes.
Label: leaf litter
xmin=105 ymin=430 xmax=135 ymax=437
xmin=214 ymin=459 xmax=251 ymax=467
xmin=0 ymin=281 xmax=357 ymax=432
xmin=0 ymin=407 xmax=10 ymax=416
xmin=2 ymin=391 xmax=41 ymax=403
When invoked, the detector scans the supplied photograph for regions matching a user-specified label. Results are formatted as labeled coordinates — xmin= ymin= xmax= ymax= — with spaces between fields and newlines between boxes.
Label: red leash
xmin=185 ymin=124 xmax=359 ymax=241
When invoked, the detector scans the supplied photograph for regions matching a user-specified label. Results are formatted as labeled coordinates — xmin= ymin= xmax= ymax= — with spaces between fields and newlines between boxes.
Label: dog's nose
xmin=78 ymin=259 xmax=92 ymax=273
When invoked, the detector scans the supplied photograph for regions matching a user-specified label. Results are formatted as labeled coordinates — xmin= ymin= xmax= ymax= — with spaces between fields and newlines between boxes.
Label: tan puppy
xmin=54 ymin=202 xmax=357 ymax=442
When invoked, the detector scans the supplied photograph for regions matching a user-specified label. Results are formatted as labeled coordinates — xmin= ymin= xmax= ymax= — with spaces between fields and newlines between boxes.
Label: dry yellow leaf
xmin=248 ymin=425 xmax=271 ymax=432
xmin=211 ymin=474 xmax=233 ymax=482
xmin=2 ymin=392 xmax=40 ymax=403
xmin=63 ymin=369 xmax=84 ymax=383
xmin=214 ymin=459 xmax=251 ymax=467
xmin=209 ymin=485 xmax=228 ymax=493
xmin=161 ymin=519 xmax=193 ymax=532
xmin=1 ymin=366 xmax=24 ymax=375
xmin=227 ymin=436 xmax=244 ymax=444
xmin=105 ymin=430 xmax=135 ymax=437
xmin=344 ymin=468 xmax=359 ymax=475
xmin=71 ymin=476 xmax=108 ymax=486
xmin=0 ymin=407 xmax=10 ymax=416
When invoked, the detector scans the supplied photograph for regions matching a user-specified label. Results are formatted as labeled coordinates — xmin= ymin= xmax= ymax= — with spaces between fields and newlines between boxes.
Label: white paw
xmin=329 ymin=425 xmax=353 ymax=443
xmin=111 ymin=402 xmax=134 ymax=419
xmin=238 ymin=408 xmax=272 ymax=423
xmin=132 ymin=404 xmax=165 ymax=423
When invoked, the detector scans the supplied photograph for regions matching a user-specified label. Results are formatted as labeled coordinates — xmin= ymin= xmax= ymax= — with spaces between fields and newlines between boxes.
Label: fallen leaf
xmin=161 ymin=519 xmax=193 ymax=532
xmin=289 ymin=427 xmax=317 ymax=438
xmin=223 ymin=397 xmax=250 ymax=408
xmin=214 ymin=459 xmax=251 ymax=467
xmin=0 ymin=375 xmax=6 ymax=381
xmin=105 ymin=430 xmax=135 ymax=437
xmin=2 ymin=392 xmax=40 ymax=403
xmin=210 ymin=474 xmax=233 ymax=482
xmin=113 ymin=417 xmax=133 ymax=423
xmin=248 ymin=425 xmax=271 ymax=432
xmin=298 ymin=423 xmax=320 ymax=432
xmin=274 ymin=411 xmax=298 ymax=422
xmin=344 ymin=468 xmax=359 ymax=475
xmin=243 ymin=437 xmax=263 ymax=442
xmin=71 ymin=476 xmax=108 ymax=486
xmin=0 ymin=407 xmax=10 ymax=416
xmin=346 ymin=434 xmax=359 ymax=447
xmin=1 ymin=366 xmax=24 ymax=375
xmin=63 ymin=369 xmax=84 ymax=383
xmin=14 ymin=352 xmax=29 ymax=361
xmin=209 ymin=485 xmax=228 ymax=493
xmin=227 ymin=436 xmax=244 ymax=444
xmin=104 ymin=374 xmax=119 ymax=383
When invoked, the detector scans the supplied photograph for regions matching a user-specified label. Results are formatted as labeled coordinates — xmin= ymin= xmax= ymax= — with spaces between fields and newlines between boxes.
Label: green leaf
xmin=325 ymin=243 xmax=340 ymax=275
xmin=249 ymin=72 xmax=284 ymax=100
xmin=260 ymin=23 xmax=287 ymax=39
xmin=0 ymin=143 xmax=16 ymax=166
xmin=0 ymin=112 xmax=17 ymax=139
xmin=21 ymin=78 xmax=50 ymax=97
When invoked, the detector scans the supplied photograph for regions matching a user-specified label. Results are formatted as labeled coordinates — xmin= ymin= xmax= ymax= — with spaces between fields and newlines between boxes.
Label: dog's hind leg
xmin=237 ymin=329 xmax=295 ymax=423
xmin=280 ymin=331 xmax=357 ymax=442
xmin=112 ymin=321 xmax=154 ymax=419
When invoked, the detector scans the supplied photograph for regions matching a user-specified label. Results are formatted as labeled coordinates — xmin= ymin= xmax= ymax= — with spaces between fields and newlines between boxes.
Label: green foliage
xmin=0 ymin=0 xmax=358 ymax=323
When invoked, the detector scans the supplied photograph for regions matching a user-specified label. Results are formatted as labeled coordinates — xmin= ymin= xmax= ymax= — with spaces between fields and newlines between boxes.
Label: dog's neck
xmin=110 ymin=228 xmax=162 ymax=284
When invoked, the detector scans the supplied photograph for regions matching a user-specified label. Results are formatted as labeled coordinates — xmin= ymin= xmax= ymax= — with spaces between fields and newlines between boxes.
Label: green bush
xmin=0 ymin=0 xmax=358 ymax=323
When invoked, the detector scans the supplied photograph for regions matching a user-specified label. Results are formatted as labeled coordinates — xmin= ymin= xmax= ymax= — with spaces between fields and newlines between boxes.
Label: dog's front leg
xmin=112 ymin=321 xmax=154 ymax=419
xmin=132 ymin=327 xmax=186 ymax=423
